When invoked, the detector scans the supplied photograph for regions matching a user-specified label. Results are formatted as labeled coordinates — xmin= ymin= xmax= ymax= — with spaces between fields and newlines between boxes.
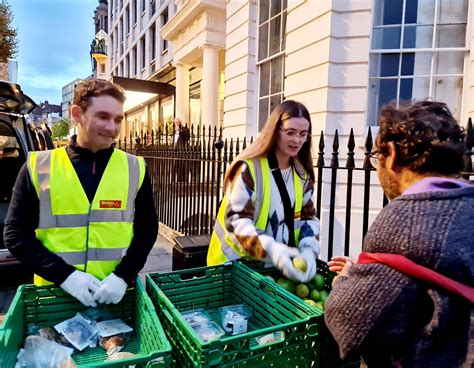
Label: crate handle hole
xmin=179 ymin=270 xmax=207 ymax=281
xmin=249 ymin=331 xmax=285 ymax=350
xmin=307 ymin=323 xmax=319 ymax=337
xmin=207 ymin=349 xmax=223 ymax=365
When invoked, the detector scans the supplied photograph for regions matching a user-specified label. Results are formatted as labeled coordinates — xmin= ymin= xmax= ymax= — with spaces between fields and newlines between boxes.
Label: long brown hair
xmin=224 ymin=100 xmax=314 ymax=188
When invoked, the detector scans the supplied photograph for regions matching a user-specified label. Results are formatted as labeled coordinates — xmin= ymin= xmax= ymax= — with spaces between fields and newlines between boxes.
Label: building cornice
xmin=161 ymin=0 xmax=226 ymax=41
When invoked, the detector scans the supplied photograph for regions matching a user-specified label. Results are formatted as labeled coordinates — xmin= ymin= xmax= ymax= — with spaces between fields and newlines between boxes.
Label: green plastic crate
xmin=239 ymin=260 xmax=360 ymax=368
xmin=0 ymin=278 xmax=172 ymax=367
xmin=146 ymin=262 xmax=323 ymax=367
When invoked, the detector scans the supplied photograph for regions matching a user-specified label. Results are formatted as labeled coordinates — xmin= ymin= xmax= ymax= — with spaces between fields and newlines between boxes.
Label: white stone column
xmin=175 ymin=62 xmax=190 ymax=123
xmin=144 ymin=105 xmax=150 ymax=134
xmin=202 ymin=45 xmax=219 ymax=127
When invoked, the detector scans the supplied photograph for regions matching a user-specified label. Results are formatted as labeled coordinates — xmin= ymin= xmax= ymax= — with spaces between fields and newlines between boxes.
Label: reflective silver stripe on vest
xmin=55 ymin=247 xmax=127 ymax=264
xmin=36 ymin=150 xmax=140 ymax=229
xmin=214 ymin=219 xmax=241 ymax=261
xmin=251 ymin=158 xmax=263 ymax=223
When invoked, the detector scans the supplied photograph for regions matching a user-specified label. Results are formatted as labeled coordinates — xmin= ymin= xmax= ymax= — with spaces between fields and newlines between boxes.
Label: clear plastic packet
xmin=37 ymin=327 xmax=74 ymax=349
xmin=55 ymin=313 xmax=99 ymax=351
xmin=180 ymin=309 xmax=212 ymax=326
xmin=105 ymin=351 xmax=136 ymax=361
xmin=99 ymin=333 xmax=131 ymax=355
xmin=180 ymin=309 xmax=225 ymax=342
xmin=191 ymin=320 xmax=225 ymax=343
xmin=27 ymin=323 xmax=41 ymax=336
xmin=96 ymin=319 xmax=133 ymax=337
xmin=82 ymin=307 xmax=114 ymax=323
xmin=15 ymin=335 xmax=76 ymax=368
xmin=218 ymin=304 xmax=252 ymax=335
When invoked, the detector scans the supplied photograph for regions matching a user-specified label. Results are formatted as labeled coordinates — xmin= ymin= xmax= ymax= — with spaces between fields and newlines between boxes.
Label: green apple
xmin=309 ymin=289 xmax=321 ymax=302
xmin=266 ymin=275 xmax=275 ymax=282
xmin=292 ymin=257 xmax=307 ymax=272
xmin=314 ymin=302 xmax=324 ymax=311
xmin=295 ymin=284 xmax=310 ymax=298
xmin=311 ymin=274 xmax=326 ymax=291
xmin=277 ymin=278 xmax=295 ymax=293
xmin=320 ymin=290 xmax=329 ymax=303
xmin=304 ymin=299 xmax=318 ymax=307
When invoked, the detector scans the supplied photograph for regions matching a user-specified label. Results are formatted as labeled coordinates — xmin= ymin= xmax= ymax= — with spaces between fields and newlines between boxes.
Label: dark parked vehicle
xmin=0 ymin=82 xmax=53 ymax=266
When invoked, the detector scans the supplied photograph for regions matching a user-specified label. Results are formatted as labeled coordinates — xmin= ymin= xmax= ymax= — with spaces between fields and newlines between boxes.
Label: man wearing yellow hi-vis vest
xmin=4 ymin=79 xmax=158 ymax=307
xmin=207 ymin=101 xmax=320 ymax=283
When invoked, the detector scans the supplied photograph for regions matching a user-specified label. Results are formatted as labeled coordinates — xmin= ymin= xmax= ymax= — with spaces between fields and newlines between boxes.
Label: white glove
xmin=264 ymin=242 xmax=305 ymax=282
xmin=60 ymin=270 xmax=101 ymax=307
xmin=298 ymin=247 xmax=317 ymax=283
xmin=93 ymin=273 xmax=128 ymax=304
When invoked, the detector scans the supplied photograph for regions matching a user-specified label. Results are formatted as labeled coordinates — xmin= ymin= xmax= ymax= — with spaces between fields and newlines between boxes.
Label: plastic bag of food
xmin=99 ymin=333 xmax=131 ymax=355
xmin=105 ymin=351 xmax=136 ymax=361
xmin=36 ymin=327 xmax=74 ymax=348
xmin=218 ymin=304 xmax=252 ymax=335
xmin=191 ymin=321 xmax=226 ymax=343
xmin=180 ymin=309 xmax=212 ymax=326
xmin=96 ymin=319 xmax=133 ymax=337
xmin=55 ymin=313 xmax=99 ymax=351
xmin=82 ymin=307 xmax=114 ymax=323
xmin=15 ymin=335 xmax=76 ymax=368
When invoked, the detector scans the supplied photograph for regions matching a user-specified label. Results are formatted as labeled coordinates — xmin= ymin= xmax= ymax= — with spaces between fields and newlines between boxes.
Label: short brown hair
xmin=73 ymin=79 xmax=126 ymax=111
xmin=378 ymin=100 xmax=465 ymax=175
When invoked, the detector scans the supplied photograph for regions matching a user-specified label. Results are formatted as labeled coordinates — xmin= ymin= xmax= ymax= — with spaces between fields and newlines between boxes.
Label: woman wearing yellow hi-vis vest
xmin=207 ymin=100 xmax=320 ymax=283
xmin=4 ymin=79 xmax=158 ymax=307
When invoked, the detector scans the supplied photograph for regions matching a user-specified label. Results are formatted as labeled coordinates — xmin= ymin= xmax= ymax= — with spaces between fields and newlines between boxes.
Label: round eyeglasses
xmin=368 ymin=150 xmax=386 ymax=168
xmin=279 ymin=127 xmax=311 ymax=142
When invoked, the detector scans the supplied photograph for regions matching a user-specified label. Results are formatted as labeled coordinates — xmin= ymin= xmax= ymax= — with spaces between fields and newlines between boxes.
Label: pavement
xmin=0 ymin=234 xmax=175 ymax=324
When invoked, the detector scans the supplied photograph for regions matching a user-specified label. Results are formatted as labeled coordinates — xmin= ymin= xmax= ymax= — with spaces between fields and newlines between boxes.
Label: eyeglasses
xmin=279 ymin=127 xmax=311 ymax=142
xmin=368 ymin=150 xmax=386 ymax=168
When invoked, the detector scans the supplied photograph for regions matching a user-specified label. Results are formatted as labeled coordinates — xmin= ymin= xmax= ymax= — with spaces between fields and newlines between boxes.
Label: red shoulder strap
xmin=357 ymin=252 xmax=474 ymax=303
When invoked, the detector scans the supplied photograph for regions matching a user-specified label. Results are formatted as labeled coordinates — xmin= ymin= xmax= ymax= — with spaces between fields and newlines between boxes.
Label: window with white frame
xmin=257 ymin=0 xmax=287 ymax=130
xmin=368 ymin=0 xmax=468 ymax=124
xmin=132 ymin=0 xmax=137 ymax=25
xmin=150 ymin=24 xmax=156 ymax=61
xmin=161 ymin=8 xmax=169 ymax=53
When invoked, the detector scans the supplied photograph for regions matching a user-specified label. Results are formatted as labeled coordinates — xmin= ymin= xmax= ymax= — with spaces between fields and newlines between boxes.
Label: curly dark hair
xmin=73 ymin=79 xmax=126 ymax=111
xmin=377 ymin=100 xmax=465 ymax=175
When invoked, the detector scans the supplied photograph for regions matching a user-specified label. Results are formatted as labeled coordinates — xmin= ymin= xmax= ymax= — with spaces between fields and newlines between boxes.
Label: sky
xmin=10 ymin=0 xmax=99 ymax=105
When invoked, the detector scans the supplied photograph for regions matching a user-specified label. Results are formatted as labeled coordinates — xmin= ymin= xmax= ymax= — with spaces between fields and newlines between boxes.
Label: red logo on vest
xmin=100 ymin=200 xmax=122 ymax=209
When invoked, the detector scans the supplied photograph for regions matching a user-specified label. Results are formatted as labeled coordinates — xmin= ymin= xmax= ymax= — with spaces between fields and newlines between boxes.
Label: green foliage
xmin=51 ymin=119 xmax=70 ymax=139
xmin=0 ymin=0 xmax=17 ymax=63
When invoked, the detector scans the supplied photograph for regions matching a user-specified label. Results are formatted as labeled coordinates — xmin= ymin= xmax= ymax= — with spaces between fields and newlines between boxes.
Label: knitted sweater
xmin=325 ymin=185 xmax=474 ymax=367
xmin=223 ymin=161 xmax=320 ymax=259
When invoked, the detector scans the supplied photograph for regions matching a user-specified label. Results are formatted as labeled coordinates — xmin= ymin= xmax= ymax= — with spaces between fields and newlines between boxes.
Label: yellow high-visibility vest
xmin=207 ymin=157 xmax=305 ymax=265
xmin=28 ymin=147 xmax=145 ymax=285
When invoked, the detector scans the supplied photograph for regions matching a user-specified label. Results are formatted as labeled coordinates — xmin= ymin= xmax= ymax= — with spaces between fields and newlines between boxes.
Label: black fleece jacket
xmin=3 ymin=141 xmax=158 ymax=286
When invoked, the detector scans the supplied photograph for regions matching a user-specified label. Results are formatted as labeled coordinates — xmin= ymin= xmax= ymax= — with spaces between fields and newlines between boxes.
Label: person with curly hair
xmin=325 ymin=100 xmax=474 ymax=367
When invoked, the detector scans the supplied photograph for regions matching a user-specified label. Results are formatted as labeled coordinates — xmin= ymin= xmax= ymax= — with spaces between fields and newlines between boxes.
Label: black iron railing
xmin=117 ymin=118 xmax=474 ymax=258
